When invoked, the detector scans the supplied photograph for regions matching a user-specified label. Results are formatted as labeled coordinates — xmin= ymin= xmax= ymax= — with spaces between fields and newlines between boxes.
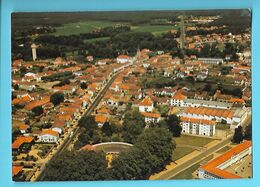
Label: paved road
xmin=36 ymin=71 xmax=120 ymax=181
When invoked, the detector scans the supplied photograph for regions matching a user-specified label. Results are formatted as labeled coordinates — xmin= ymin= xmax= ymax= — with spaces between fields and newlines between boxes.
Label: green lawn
xmin=51 ymin=21 xmax=121 ymax=36
xmin=172 ymin=147 xmax=195 ymax=161
xmin=131 ymin=25 xmax=178 ymax=35
xmin=171 ymin=154 xmax=214 ymax=179
xmin=174 ymin=135 xmax=214 ymax=147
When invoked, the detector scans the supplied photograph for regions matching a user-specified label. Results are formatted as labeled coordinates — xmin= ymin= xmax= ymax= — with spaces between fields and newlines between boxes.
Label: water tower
xmin=31 ymin=43 xmax=38 ymax=61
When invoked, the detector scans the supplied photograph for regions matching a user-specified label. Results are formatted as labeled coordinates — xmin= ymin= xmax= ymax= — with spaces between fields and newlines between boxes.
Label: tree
xmin=50 ymin=92 xmax=64 ymax=106
xmin=203 ymin=83 xmax=212 ymax=92
xmin=101 ymin=122 xmax=112 ymax=137
xmin=14 ymin=84 xmax=19 ymax=90
xmin=244 ymin=124 xmax=252 ymax=140
xmin=74 ymin=130 xmax=91 ymax=149
xmin=232 ymin=126 xmax=244 ymax=144
xmin=19 ymin=66 xmax=27 ymax=77
xmin=122 ymin=110 xmax=145 ymax=143
xmin=41 ymin=150 xmax=110 ymax=181
xmin=32 ymin=106 xmax=44 ymax=116
xmin=111 ymin=127 xmax=175 ymax=180
xmin=165 ymin=115 xmax=182 ymax=137
xmin=80 ymin=82 xmax=88 ymax=89
xmin=78 ymin=116 xmax=97 ymax=130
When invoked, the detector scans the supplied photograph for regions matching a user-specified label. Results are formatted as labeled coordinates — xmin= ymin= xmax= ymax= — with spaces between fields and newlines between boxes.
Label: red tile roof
xmin=95 ymin=115 xmax=108 ymax=123
xmin=139 ymin=97 xmax=153 ymax=106
xmin=12 ymin=137 xmax=34 ymax=149
xmin=141 ymin=112 xmax=161 ymax=118
xmin=40 ymin=129 xmax=59 ymax=137
xmin=12 ymin=166 xmax=23 ymax=177
xmin=25 ymin=96 xmax=50 ymax=110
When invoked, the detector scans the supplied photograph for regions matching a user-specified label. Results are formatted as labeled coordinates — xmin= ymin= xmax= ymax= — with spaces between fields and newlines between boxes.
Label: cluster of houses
xmin=88 ymin=48 xmax=251 ymax=138
xmin=12 ymin=55 xmax=133 ymax=156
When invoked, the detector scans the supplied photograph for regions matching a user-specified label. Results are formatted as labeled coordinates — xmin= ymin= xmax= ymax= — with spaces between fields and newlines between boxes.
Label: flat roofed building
xmin=198 ymin=58 xmax=224 ymax=65
xmin=182 ymin=98 xmax=233 ymax=109
xmin=198 ymin=141 xmax=252 ymax=179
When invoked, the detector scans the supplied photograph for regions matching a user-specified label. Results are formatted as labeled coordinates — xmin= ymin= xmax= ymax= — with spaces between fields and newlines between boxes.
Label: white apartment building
xmin=180 ymin=117 xmax=216 ymax=137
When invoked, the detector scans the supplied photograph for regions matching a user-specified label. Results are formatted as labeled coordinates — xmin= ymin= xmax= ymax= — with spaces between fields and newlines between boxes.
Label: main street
xmin=34 ymin=70 xmax=122 ymax=181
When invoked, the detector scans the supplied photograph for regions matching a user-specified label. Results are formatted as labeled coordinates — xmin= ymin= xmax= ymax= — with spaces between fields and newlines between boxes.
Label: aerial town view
xmin=11 ymin=10 xmax=252 ymax=181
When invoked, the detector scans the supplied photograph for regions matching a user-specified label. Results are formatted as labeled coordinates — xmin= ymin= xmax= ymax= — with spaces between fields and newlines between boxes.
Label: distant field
xmin=51 ymin=21 xmax=122 ymax=36
xmin=131 ymin=25 xmax=178 ymax=35
xmin=51 ymin=20 xmax=177 ymax=36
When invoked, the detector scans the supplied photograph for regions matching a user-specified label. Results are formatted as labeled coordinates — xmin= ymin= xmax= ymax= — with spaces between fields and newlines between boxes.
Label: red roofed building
xmin=38 ymin=129 xmax=59 ymax=143
xmin=139 ymin=97 xmax=154 ymax=112
xmin=95 ymin=115 xmax=108 ymax=127
xmin=116 ymin=55 xmax=132 ymax=64
xmin=12 ymin=136 xmax=34 ymax=153
xmin=199 ymin=141 xmax=252 ymax=179
xmin=170 ymin=91 xmax=187 ymax=106
xmin=12 ymin=166 xmax=24 ymax=179
xmin=19 ymin=124 xmax=30 ymax=134
xmin=141 ymin=112 xmax=161 ymax=123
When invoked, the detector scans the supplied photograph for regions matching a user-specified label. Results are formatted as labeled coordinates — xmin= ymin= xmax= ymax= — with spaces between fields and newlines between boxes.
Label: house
xmin=180 ymin=117 xmax=216 ymax=137
xmin=139 ymin=97 xmax=154 ymax=112
xmin=116 ymin=55 xmax=132 ymax=64
xmin=12 ymin=166 xmax=24 ymax=179
xmin=141 ymin=112 xmax=161 ymax=123
xmin=38 ymin=129 xmax=59 ymax=143
xmin=12 ymin=136 xmax=34 ymax=153
xmin=107 ymin=97 xmax=119 ymax=107
xmin=51 ymin=120 xmax=67 ymax=134
xmin=19 ymin=124 xmax=30 ymax=134
xmin=170 ymin=92 xmax=187 ymax=106
xmin=95 ymin=115 xmax=108 ymax=127
xmin=199 ymin=141 xmax=252 ymax=179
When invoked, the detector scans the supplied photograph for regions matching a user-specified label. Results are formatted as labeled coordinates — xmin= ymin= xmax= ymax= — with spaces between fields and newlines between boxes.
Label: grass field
xmin=52 ymin=21 xmax=122 ymax=36
xmin=131 ymin=25 xmax=178 ymax=35
xmin=172 ymin=147 xmax=195 ymax=161
xmin=174 ymin=135 xmax=214 ymax=147
xmin=51 ymin=20 xmax=177 ymax=36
